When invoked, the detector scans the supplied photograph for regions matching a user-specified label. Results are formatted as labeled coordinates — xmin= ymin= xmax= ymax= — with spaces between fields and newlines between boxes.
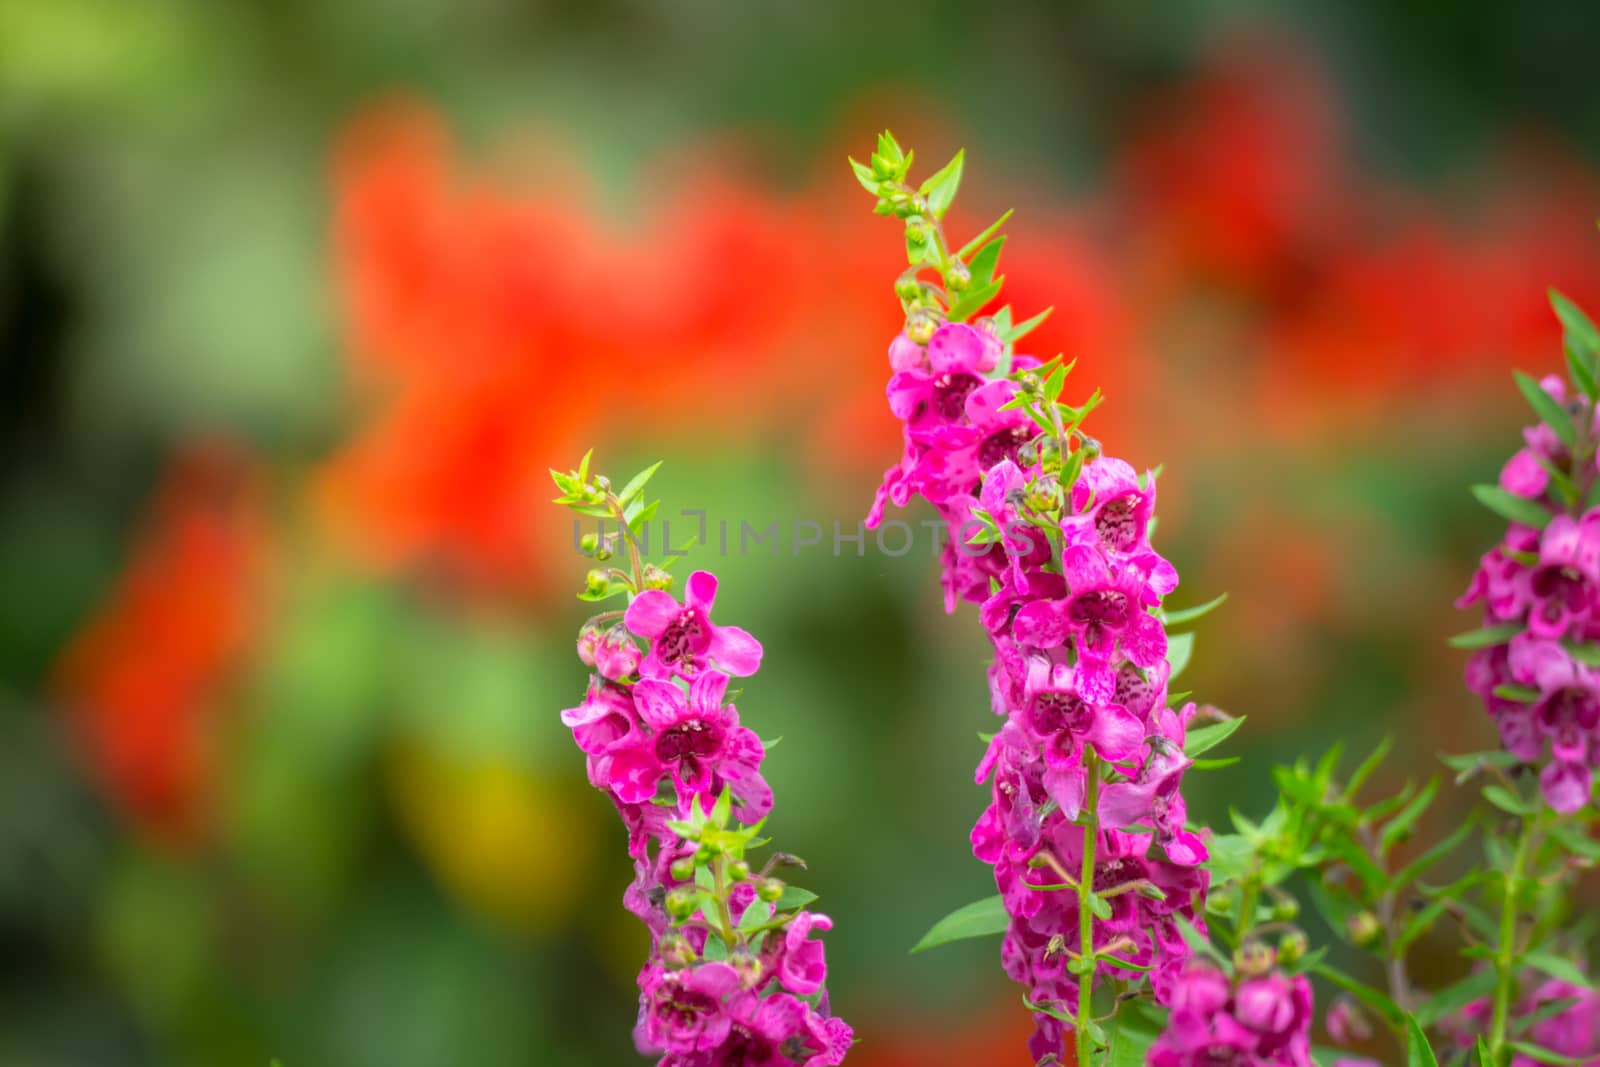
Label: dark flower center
xmin=656 ymin=986 xmax=717 ymax=1033
xmin=1092 ymin=856 xmax=1146 ymax=893
xmin=931 ymin=372 xmax=982 ymax=421
xmin=1115 ymin=664 xmax=1155 ymax=713
xmin=978 ymin=425 xmax=1033 ymax=470
xmin=657 ymin=610 xmax=705 ymax=667
xmin=1532 ymin=565 xmax=1590 ymax=613
xmin=1095 ymin=494 xmax=1141 ymax=552
xmin=1542 ymin=686 xmax=1600 ymax=735
xmin=1032 ymin=691 xmax=1095 ymax=736
xmin=656 ymin=718 xmax=724 ymax=764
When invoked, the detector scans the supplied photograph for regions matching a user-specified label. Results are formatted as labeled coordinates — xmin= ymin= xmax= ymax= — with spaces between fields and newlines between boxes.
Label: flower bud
xmin=584 ymin=569 xmax=610 ymax=596
xmin=1025 ymin=476 xmax=1061 ymax=515
xmin=728 ymin=860 xmax=751 ymax=883
xmin=1233 ymin=940 xmax=1276 ymax=978
xmin=1272 ymin=897 xmax=1299 ymax=922
xmin=894 ymin=277 xmax=922 ymax=302
xmin=906 ymin=310 xmax=938 ymax=345
xmin=594 ymin=543 xmax=614 ymax=562
xmin=1277 ymin=930 xmax=1308 ymax=966
xmin=757 ymin=878 xmax=784 ymax=904
xmin=946 ymin=261 xmax=971 ymax=291
xmin=904 ymin=219 xmax=928 ymax=245
xmin=669 ymin=857 xmax=696 ymax=882
xmin=642 ymin=564 xmax=673 ymax=591
xmin=659 ymin=932 xmax=696 ymax=970
xmin=577 ymin=626 xmax=601 ymax=666
xmin=1346 ymin=911 xmax=1382 ymax=947
xmin=579 ymin=532 xmax=601 ymax=554
xmin=731 ymin=951 xmax=763 ymax=989
xmin=664 ymin=888 xmax=698 ymax=920
xmin=593 ymin=475 xmax=612 ymax=493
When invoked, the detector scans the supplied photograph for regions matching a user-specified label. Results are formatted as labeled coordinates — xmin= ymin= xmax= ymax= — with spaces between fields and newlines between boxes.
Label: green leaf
xmin=1547 ymin=822 xmax=1600 ymax=861
xmin=738 ymin=899 xmax=774 ymax=932
xmin=1192 ymin=756 xmax=1241 ymax=770
xmin=1447 ymin=624 xmax=1524 ymax=649
xmin=1507 ymin=1043 xmax=1589 ymax=1067
xmin=947 ymin=278 xmax=1003 ymax=323
xmin=1380 ymin=777 xmax=1439 ymax=853
xmin=1313 ymin=964 xmax=1404 ymax=1029
xmin=1164 ymin=593 xmax=1228 ymax=627
xmin=965 ymin=235 xmax=1006 ymax=289
xmin=956 ymin=209 xmax=1014 ymax=261
xmin=617 ymin=460 xmax=664 ymax=505
xmin=1476 ymin=1037 xmax=1494 ymax=1067
xmin=1471 ymin=484 xmax=1552 ymax=529
xmin=1088 ymin=893 xmax=1112 ymax=920
xmin=1393 ymin=812 xmax=1477 ymax=890
xmin=1166 ymin=632 xmax=1195 ymax=680
xmin=1004 ymin=306 xmax=1053 ymax=346
xmin=1106 ymin=999 xmax=1167 ymax=1067
xmin=1406 ymin=1015 xmax=1440 ymax=1067
xmin=1185 ymin=716 xmax=1245 ymax=758
xmin=1483 ymin=784 xmax=1533 ymax=815
xmin=918 ymin=150 xmax=964 ymax=218
xmin=1551 ymin=288 xmax=1600 ymax=360
xmin=1514 ymin=371 xmax=1579 ymax=450
xmin=1346 ymin=735 xmax=1393 ymax=798
xmin=776 ymin=886 xmax=819 ymax=910
xmin=848 ymin=157 xmax=880 ymax=195
xmin=1567 ymin=342 xmax=1600 ymax=402
xmin=1492 ymin=684 xmax=1540 ymax=703
xmin=1562 ymin=641 xmax=1600 ymax=667
xmin=1523 ymin=950 xmax=1592 ymax=989
xmin=909 ymin=894 xmax=1009 ymax=953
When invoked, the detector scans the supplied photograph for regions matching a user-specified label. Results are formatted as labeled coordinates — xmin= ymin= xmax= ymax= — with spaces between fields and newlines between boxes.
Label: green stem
xmin=1236 ymin=877 xmax=1261 ymax=944
xmin=1076 ymin=748 xmax=1101 ymax=1067
xmin=1487 ymin=811 xmax=1538 ymax=1059
xmin=712 ymin=854 xmax=738 ymax=949
xmin=606 ymin=492 xmax=646 ymax=592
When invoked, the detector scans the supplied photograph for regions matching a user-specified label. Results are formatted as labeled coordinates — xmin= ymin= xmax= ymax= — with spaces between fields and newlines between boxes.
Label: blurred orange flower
xmin=54 ymin=445 xmax=266 ymax=844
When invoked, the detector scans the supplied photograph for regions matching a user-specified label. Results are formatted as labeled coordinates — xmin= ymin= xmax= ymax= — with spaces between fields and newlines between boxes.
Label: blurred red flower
xmin=54 ymin=445 xmax=266 ymax=844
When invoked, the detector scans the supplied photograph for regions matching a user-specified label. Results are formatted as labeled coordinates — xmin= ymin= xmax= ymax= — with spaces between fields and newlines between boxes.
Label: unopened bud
xmin=906 ymin=310 xmax=937 ymax=345
xmin=579 ymin=532 xmax=600 ymax=554
xmin=1025 ymin=477 xmax=1061 ymax=514
xmin=1278 ymin=931 xmax=1308 ymax=966
xmin=584 ymin=569 xmax=609 ymax=596
xmin=593 ymin=475 xmax=612 ymax=493
xmin=1272 ymin=897 xmax=1299 ymax=922
xmin=728 ymin=860 xmax=751 ymax=883
xmin=1234 ymin=940 xmax=1276 ymax=978
xmin=757 ymin=878 xmax=784 ymax=904
xmin=669 ymin=857 xmax=696 ymax=882
xmin=664 ymin=888 xmax=698 ymax=920
xmin=946 ymin=261 xmax=971 ymax=291
xmin=594 ymin=543 xmax=614 ymax=562
xmin=1017 ymin=371 xmax=1043 ymax=396
xmin=642 ymin=564 xmax=673 ymax=591
xmin=1346 ymin=911 xmax=1382 ymax=947
xmin=577 ymin=626 xmax=601 ymax=666
xmin=894 ymin=277 xmax=921 ymax=302
xmin=659 ymin=932 xmax=695 ymax=969
xmin=731 ymin=951 xmax=763 ymax=988
xmin=905 ymin=219 xmax=929 ymax=245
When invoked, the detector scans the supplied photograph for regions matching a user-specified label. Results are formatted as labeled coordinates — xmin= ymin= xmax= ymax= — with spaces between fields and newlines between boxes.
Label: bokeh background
xmin=4 ymin=1 xmax=1600 ymax=1064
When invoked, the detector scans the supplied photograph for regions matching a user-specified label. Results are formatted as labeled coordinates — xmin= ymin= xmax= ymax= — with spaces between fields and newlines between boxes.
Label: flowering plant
xmin=553 ymin=456 xmax=852 ymax=1066
xmin=854 ymin=133 xmax=1600 ymax=1066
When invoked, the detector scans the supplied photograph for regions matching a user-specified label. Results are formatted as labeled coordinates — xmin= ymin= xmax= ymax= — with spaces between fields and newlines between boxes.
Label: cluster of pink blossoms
xmin=1459 ymin=374 xmax=1600 ymax=814
xmin=867 ymin=320 xmax=1283 ymax=1060
xmin=561 ymin=569 xmax=851 ymax=1067
xmin=1147 ymin=965 xmax=1315 ymax=1066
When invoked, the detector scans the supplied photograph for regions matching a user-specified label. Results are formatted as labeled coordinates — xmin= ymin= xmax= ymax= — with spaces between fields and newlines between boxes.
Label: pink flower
xmin=1149 ymin=965 xmax=1314 ymax=1066
xmin=776 ymin=911 xmax=833 ymax=996
xmin=641 ymin=962 xmax=747 ymax=1054
xmin=626 ymin=570 xmax=763 ymax=680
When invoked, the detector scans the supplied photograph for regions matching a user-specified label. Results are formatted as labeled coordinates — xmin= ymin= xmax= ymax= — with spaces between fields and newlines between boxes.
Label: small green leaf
xmin=739 ymin=899 xmax=774 ymax=932
xmin=1471 ymin=484 xmax=1552 ymax=529
xmin=1476 ymin=1037 xmax=1494 ymax=1067
xmin=1088 ymin=893 xmax=1112 ymax=920
xmin=776 ymin=886 xmax=819 ymax=910
xmin=1164 ymin=593 xmax=1228 ymax=627
xmin=1406 ymin=1015 xmax=1440 ymax=1067
xmin=1523 ymin=951 xmax=1592 ymax=989
xmin=1562 ymin=641 xmax=1600 ymax=667
xmin=1380 ymin=777 xmax=1439 ymax=853
xmin=965 ymin=235 xmax=1006 ymax=288
xmin=1483 ymin=783 xmax=1532 ymax=815
xmin=1507 ymin=1043 xmax=1589 ymax=1067
xmin=919 ymin=149 xmax=964 ymax=218
xmin=1551 ymin=288 xmax=1600 ymax=360
xmin=1004 ymin=305 xmax=1053 ymax=346
xmin=1166 ymin=632 xmax=1195 ymax=680
xmin=956 ymin=209 xmax=1015 ymax=261
xmin=1191 ymin=756 xmax=1241 ymax=770
xmin=617 ymin=460 xmax=664 ymax=505
xmin=1567 ymin=342 xmax=1600 ymax=401
xmin=1447 ymin=624 xmax=1524 ymax=649
xmin=1185 ymin=716 xmax=1245 ymax=758
xmin=848 ymin=157 xmax=880 ymax=194
xmin=1492 ymin=683 xmax=1541 ymax=703
xmin=910 ymin=894 xmax=1009 ymax=953
xmin=1393 ymin=812 xmax=1477 ymax=889
xmin=947 ymin=278 xmax=1004 ymax=323
xmin=1514 ymin=371 xmax=1579 ymax=450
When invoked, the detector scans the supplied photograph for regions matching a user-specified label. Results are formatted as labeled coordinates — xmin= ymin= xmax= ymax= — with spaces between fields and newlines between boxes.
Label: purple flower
xmin=610 ymin=671 xmax=772 ymax=820
xmin=641 ymin=962 xmax=747 ymax=1054
xmin=776 ymin=911 xmax=833 ymax=996
xmin=1062 ymin=456 xmax=1158 ymax=556
xmin=626 ymin=571 xmax=763 ymax=680
xmin=1149 ymin=965 xmax=1314 ymax=1067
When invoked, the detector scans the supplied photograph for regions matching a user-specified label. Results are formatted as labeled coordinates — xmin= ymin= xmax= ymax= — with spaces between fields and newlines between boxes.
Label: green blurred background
xmin=3 ymin=1 xmax=1600 ymax=1064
